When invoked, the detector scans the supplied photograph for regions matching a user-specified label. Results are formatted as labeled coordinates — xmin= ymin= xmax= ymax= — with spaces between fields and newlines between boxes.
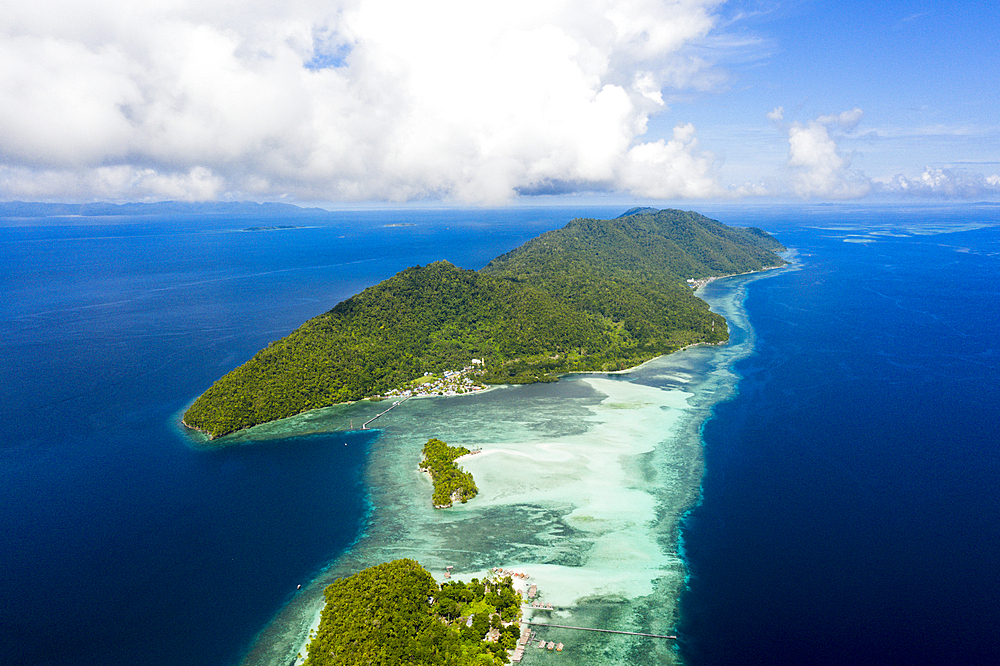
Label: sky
xmin=1 ymin=0 xmax=997 ymax=204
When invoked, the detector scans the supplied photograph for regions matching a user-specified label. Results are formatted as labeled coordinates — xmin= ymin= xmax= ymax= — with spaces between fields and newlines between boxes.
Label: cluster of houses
xmin=383 ymin=360 xmax=488 ymax=399
xmin=441 ymin=565 xmax=568 ymax=663
xmin=686 ymin=276 xmax=717 ymax=290
xmin=491 ymin=567 xmax=529 ymax=580
xmin=510 ymin=627 xmax=533 ymax=662
xmin=511 ymin=628 xmax=564 ymax=662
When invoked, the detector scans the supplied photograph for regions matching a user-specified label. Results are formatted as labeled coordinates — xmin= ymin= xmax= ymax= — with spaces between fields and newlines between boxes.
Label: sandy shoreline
xmin=246 ymin=262 xmax=789 ymax=665
xmin=291 ymin=607 xmax=323 ymax=666
xmin=281 ymin=371 xmax=703 ymax=664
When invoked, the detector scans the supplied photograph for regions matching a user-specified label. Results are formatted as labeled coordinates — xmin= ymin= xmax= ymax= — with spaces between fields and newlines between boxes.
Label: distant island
xmin=419 ymin=438 xmax=479 ymax=508
xmin=0 ymin=200 xmax=326 ymax=218
xmin=183 ymin=209 xmax=785 ymax=439
xmin=299 ymin=559 xmax=521 ymax=666
xmin=241 ymin=225 xmax=304 ymax=232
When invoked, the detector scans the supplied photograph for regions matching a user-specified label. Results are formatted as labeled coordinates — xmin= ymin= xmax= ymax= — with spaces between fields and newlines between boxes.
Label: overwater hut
xmin=528 ymin=584 xmax=537 ymax=598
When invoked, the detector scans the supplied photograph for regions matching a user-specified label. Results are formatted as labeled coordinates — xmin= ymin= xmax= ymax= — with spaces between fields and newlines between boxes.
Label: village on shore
xmin=455 ymin=565 xmax=565 ymax=663
xmin=381 ymin=359 xmax=490 ymax=399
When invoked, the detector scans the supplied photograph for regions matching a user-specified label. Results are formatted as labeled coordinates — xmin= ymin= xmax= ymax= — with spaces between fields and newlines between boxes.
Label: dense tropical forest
xmin=302 ymin=559 xmax=520 ymax=666
xmin=419 ymin=438 xmax=478 ymax=508
xmin=183 ymin=208 xmax=785 ymax=438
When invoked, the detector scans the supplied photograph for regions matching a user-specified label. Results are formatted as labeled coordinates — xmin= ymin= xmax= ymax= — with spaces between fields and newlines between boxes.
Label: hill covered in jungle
xmin=300 ymin=559 xmax=521 ymax=666
xmin=182 ymin=208 xmax=785 ymax=438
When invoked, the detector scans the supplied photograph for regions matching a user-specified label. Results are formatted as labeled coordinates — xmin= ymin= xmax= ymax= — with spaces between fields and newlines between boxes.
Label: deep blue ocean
xmin=680 ymin=205 xmax=1000 ymax=665
xmin=0 ymin=206 xmax=612 ymax=665
xmin=2 ymin=204 xmax=999 ymax=665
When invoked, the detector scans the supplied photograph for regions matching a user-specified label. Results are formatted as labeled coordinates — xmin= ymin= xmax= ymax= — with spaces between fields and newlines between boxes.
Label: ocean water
xmin=3 ymin=204 xmax=999 ymax=665
xmin=680 ymin=205 xmax=1000 ymax=665
xmin=242 ymin=334 xmax=751 ymax=665
xmin=0 ymin=206 xmax=621 ymax=665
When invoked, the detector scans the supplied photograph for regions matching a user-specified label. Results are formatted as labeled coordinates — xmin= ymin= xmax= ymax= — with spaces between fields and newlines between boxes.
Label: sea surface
xmin=0 ymin=206 xmax=627 ymax=665
xmin=679 ymin=205 xmax=1000 ymax=665
xmin=2 ymin=203 xmax=999 ymax=665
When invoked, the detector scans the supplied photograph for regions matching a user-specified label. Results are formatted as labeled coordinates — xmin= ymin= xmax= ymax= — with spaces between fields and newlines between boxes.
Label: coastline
xmin=233 ymin=263 xmax=792 ymax=666
xmin=179 ymin=262 xmax=787 ymax=445
xmin=275 ymin=374 xmax=700 ymax=665
xmin=291 ymin=608 xmax=323 ymax=666
xmin=254 ymin=263 xmax=790 ymax=666
xmin=186 ymin=260 xmax=788 ymax=445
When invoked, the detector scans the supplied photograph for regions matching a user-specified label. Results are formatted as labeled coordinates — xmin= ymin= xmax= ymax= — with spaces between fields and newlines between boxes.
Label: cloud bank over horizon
xmin=2 ymin=1 xmax=998 ymax=204
xmin=1 ymin=0 xmax=733 ymax=203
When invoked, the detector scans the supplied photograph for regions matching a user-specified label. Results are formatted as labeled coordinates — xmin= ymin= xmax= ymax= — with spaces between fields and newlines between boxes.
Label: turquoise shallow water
xmin=0 ymin=208 xmax=615 ymax=666
xmin=8 ymin=204 xmax=996 ymax=666
xmin=239 ymin=265 xmax=785 ymax=666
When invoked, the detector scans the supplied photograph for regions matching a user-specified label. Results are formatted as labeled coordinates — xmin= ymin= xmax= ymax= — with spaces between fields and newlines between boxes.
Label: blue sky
xmin=1 ymin=0 xmax=996 ymax=204
xmin=680 ymin=0 xmax=1000 ymax=192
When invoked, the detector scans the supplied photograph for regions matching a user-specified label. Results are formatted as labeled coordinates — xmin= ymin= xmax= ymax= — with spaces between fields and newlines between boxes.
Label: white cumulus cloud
xmin=877 ymin=168 xmax=1000 ymax=198
xmin=786 ymin=110 xmax=870 ymax=198
xmin=816 ymin=107 xmax=863 ymax=131
xmin=620 ymin=122 xmax=723 ymax=198
xmin=0 ymin=0 xmax=730 ymax=203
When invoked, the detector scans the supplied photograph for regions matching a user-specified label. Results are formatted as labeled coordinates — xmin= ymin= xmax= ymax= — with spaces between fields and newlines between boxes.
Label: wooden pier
xmin=524 ymin=621 xmax=676 ymax=640
xmin=361 ymin=396 xmax=410 ymax=429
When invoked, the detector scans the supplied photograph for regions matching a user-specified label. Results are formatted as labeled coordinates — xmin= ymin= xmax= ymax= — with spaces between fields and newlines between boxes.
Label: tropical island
xmin=299 ymin=559 xmax=522 ymax=666
xmin=241 ymin=225 xmax=304 ymax=231
xmin=419 ymin=438 xmax=479 ymax=508
xmin=182 ymin=208 xmax=785 ymax=438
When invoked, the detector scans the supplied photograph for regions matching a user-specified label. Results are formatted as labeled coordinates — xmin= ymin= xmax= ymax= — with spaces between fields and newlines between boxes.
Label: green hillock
xmin=420 ymin=438 xmax=478 ymax=508
xmin=183 ymin=209 xmax=785 ymax=438
xmin=302 ymin=559 xmax=519 ymax=666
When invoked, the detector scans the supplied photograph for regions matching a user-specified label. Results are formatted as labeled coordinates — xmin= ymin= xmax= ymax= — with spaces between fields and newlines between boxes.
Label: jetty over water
xmin=361 ymin=396 xmax=410 ymax=429
xmin=524 ymin=621 xmax=676 ymax=640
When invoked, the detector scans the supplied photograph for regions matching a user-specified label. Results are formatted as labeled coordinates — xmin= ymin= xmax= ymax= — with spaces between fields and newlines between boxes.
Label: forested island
xmin=419 ymin=438 xmax=479 ymax=508
xmin=183 ymin=208 xmax=785 ymax=438
xmin=300 ymin=559 xmax=521 ymax=666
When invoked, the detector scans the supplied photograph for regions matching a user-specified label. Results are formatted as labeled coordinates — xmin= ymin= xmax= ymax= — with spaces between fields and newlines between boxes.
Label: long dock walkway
xmin=524 ymin=621 xmax=676 ymax=640
xmin=361 ymin=396 xmax=410 ymax=429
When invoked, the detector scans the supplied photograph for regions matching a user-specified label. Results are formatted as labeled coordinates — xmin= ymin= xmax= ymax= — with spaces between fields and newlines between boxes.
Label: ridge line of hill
xmin=182 ymin=209 xmax=786 ymax=439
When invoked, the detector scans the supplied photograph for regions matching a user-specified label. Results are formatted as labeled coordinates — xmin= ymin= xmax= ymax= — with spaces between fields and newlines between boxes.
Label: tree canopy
xmin=420 ymin=438 xmax=478 ymax=508
xmin=183 ymin=209 xmax=785 ymax=438
xmin=302 ymin=559 xmax=519 ymax=666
